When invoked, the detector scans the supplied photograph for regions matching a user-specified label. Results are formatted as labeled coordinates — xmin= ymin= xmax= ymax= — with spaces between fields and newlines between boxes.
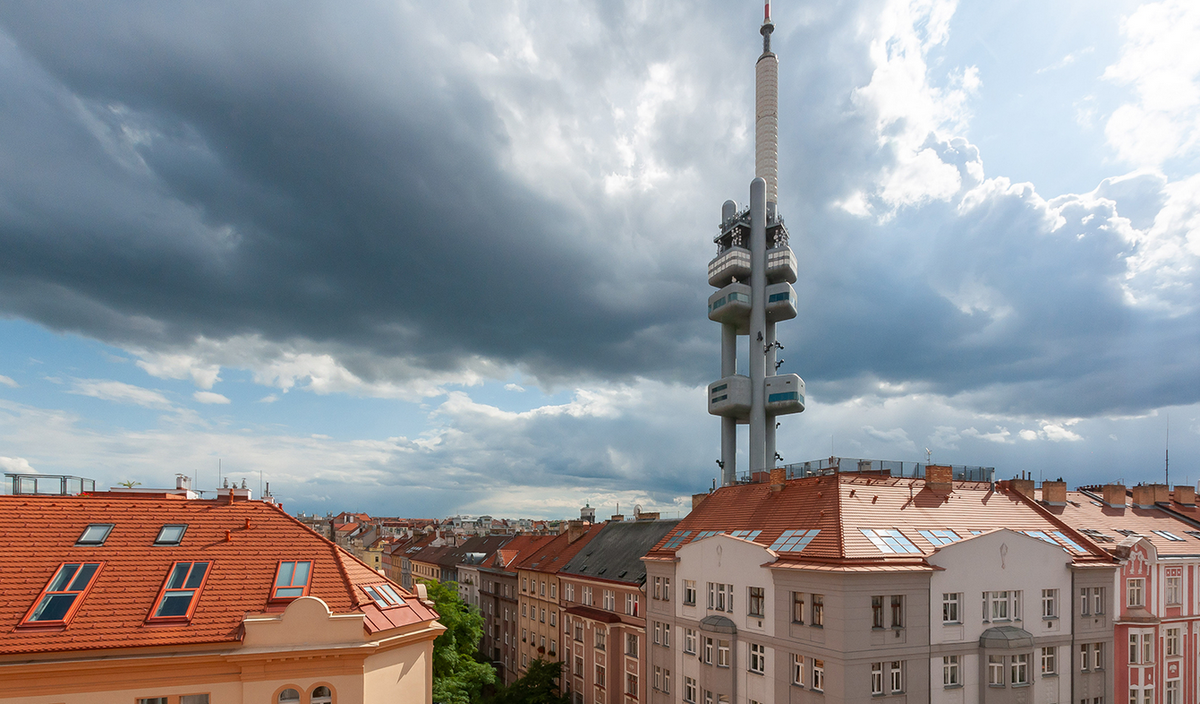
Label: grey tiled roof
xmin=560 ymin=520 xmax=680 ymax=585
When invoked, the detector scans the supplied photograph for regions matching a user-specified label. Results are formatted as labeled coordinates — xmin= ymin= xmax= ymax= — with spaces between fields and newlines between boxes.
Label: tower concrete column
xmin=721 ymin=323 xmax=737 ymax=485
xmin=748 ymin=177 xmax=767 ymax=475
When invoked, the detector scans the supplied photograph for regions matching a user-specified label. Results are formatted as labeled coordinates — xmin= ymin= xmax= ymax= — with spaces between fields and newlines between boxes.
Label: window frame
xmin=942 ymin=592 xmax=960 ymax=623
xmin=19 ymin=562 xmax=105 ymax=627
xmin=147 ymin=560 xmax=212 ymax=623
xmin=76 ymin=524 xmax=114 ymax=546
xmin=748 ymin=642 xmax=766 ymax=674
xmin=154 ymin=524 xmax=188 ymax=546
xmin=270 ymin=560 xmax=313 ymax=602
xmin=1127 ymin=578 xmax=1145 ymax=607
xmin=943 ymin=655 xmax=960 ymax=686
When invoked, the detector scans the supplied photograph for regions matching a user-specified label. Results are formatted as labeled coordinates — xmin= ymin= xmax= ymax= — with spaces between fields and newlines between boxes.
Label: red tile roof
xmin=1039 ymin=489 xmax=1200 ymax=556
xmin=512 ymin=525 xmax=605 ymax=574
xmin=0 ymin=494 xmax=437 ymax=657
xmin=644 ymin=474 xmax=1114 ymax=569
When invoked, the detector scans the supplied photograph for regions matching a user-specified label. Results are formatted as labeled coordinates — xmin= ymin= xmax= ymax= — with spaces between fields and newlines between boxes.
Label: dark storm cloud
xmin=0 ymin=0 xmax=1195 ymax=419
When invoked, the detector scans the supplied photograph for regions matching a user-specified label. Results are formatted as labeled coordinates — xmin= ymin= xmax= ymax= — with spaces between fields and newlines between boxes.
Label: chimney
xmin=1131 ymin=485 xmax=1156 ymax=508
xmin=175 ymin=474 xmax=191 ymax=491
xmin=1174 ymin=485 xmax=1196 ymax=506
xmin=769 ymin=467 xmax=787 ymax=493
xmin=609 ymin=514 xmax=624 ymax=523
xmin=1042 ymin=480 xmax=1067 ymax=506
xmin=1010 ymin=477 xmax=1035 ymax=500
xmin=567 ymin=521 xmax=588 ymax=543
xmin=1102 ymin=483 xmax=1126 ymax=508
xmin=1152 ymin=484 xmax=1170 ymax=504
xmin=925 ymin=465 xmax=953 ymax=493
xmin=692 ymin=493 xmax=708 ymax=512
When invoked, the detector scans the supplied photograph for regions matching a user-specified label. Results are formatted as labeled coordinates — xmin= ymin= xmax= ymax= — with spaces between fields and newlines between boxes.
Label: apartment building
xmin=515 ymin=523 xmax=605 ymax=679
xmin=643 ymin=466 xmax=1118 ymax=704
xmin=558 ymin=519 xmax=679 ymax=704
xmin=478 ymin=535 xmax=558 ymax=685
xmin=0 ymin=486 xmax=441 ymax=703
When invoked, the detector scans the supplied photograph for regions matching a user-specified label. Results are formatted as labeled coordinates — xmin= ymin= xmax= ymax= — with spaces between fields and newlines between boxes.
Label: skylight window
xmin=20 ymin=562 xmax=104 ymax=626
xmin=694 ymin=530 xmax=723 ymax=540
xmin=149 ymin=562 xmax=210 ymax=621
xmin=364 ymin=583 xmax=407 ymax=609
xmin=1050 ymin=531 xmax=1086 ymax=552
xmin=1078 ymin=528 xmax=1115 ymax=543
xmin=768 ymin=529 xmax=820 ymax=553
xmin=154 ymin=525 xmax=188 ymax=546
xmin=1152 ymin=530 xmax=1186 ymax=542
xmin=1022 ymin=531 xmax=1060 ymax=547
xmin=76 ymin=524 xmax=113 ymax=546
xmin=860 ymin=529 xmax=921 ymax=554
xmin=271 ymin=560 xmax=313 ymax=601
xmin=661 ymin=531 xmax=692 ymax=550
xmin=730 ymin=530 xmax=762 ymax=541
xmin=1115 ymin=529 xmax=1140 ymax=537
xmin=1185 ymin=531 xmax=1200 ymax=540
xmin=918 ymin=529 xmax=960 ymax=546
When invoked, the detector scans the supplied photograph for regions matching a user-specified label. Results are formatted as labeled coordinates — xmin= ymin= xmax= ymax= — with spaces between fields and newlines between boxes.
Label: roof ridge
xmin=834 ymin=476 xmax=847 ymax=559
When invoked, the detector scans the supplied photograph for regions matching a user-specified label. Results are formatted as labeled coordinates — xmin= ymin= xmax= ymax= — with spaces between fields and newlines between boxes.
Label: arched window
xmin=311 ymin=686 xmax=333 ymax=704
xmin=278 ymin=689 xmax=300 ymax=703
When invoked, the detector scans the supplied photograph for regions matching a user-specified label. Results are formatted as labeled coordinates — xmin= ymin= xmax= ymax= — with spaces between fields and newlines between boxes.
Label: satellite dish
xmin=634 ymin=504 xmax=643 ymax=517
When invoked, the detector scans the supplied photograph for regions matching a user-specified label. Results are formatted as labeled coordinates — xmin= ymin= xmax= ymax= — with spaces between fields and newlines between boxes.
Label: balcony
xmin=708 ymin=247 xmax=751 ymax=288
xmin=766 ymin=246 xmax=797 ymax=284
xmin=708 ymin=283 xmax=751 ymax=330
xmin=764 ymin=374 xmax=805 ymax=415
xmin=765 ymin=282 xmax=797 ymax=322
xmin=708 ymin=375 xmax=751 ymax=419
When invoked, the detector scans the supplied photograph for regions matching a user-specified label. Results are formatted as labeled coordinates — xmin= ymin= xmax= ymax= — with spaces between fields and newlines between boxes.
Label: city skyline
xmin=0 ymin=0 xmax=1197 ymax=518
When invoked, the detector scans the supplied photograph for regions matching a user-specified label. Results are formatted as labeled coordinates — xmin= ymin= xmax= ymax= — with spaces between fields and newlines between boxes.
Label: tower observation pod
xmin=707 ymin=0 xmax=804 ymax=487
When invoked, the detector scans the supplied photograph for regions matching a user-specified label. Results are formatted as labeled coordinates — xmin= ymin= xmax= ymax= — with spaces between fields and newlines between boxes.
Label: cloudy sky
xmin=0 ymin=0 xmax=1197 ymax=519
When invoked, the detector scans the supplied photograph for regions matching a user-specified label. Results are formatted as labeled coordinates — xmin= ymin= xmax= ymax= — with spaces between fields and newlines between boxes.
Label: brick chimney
xmin=1102 ymin=484 xmax=1126 ymax=508
xmin=770 ymin=467 xmax=787 ymax=493
xmin=1042 ymin=480 xmax=1067 ymax=506
xmin=925 ymin=465 xmax=953 ymax=493
xmin=692 ymin=493 xmax=708 ymax=512
xmin=609 ymin=514 xmax=624 ymax=523
xmin=1131 ymin=485 xmax=1155 ymax=508
xmin=567 ymin=520 xmax=588 ymax=543
xmin=1152 ymin=484 xmax=1170 ymax=504
xmin=1174 ymin=485 xmax=1196 ymax=506
xmin=1010 ymin=477 xmax=1035 ymax=500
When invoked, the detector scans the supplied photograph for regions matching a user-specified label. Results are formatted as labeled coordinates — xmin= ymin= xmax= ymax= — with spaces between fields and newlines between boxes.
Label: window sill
xmin=748 ymin=670 xmax=764 ymax=676
xmin=943 ymin=684 xmax=963 ymax=690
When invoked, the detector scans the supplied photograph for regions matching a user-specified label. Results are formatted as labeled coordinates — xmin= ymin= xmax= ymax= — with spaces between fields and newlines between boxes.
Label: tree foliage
xmin=422 ymin=579 xmax=496 ymax=704
xmin=489 ymin=658 xmax=570 ymax=704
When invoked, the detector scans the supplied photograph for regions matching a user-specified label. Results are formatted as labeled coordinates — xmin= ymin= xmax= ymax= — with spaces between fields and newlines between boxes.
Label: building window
xmin=154 ymin=524 xmax=187 ymax=546
xmin=20 ymin=562 xmax=104 ymax=626
xmin=76 ymin=524 xmax=114 ymax=546
xmin=1166 ymin=627 xmax=1181 ymax=657
xmin=540 ymin=608 xmax=545 ymax=623
xmin=663 ymin=623 xmax=670 ymax=648
xmin=270 ymin=561 xmax=312 ymax=601
xmin=595 ymin=628 xmax=606 ymax=650
xmin=890 ymin=595 xmax=903 ymax=627
xmin=550 ymin=583 xmax=556 ymax=599
xmin=522 ymin=628 xmax=527 ymax=642
xmin=149 ymin=561 xmax=211 ymax=621
xmin=1080 ymin=643 xmax=1090 ymax=671
xmin=523 ymin=577 xmax=528 ymax=592
xmin=540 ymin=581 xmax=546 ymax=597
xmin=1042 ymin=646 xmax=1056 ymax=674
xmin=574 ymin=622 xmax=582 ymax=642
xmin=625 ymin=593 xmax=638 ymax=616
xmin=871 ymin=596 xmax=884 ymax=628
xmin=625 ymin=673 xmax=637 ymax=697
xmin=663 ymin=577 xmax=671 ymax=602
xmin=1094 ymin=587 xmax=1105 ymax=614
xmin=748 ymin=587 xmax=765 ymax=617
xmin=278 ymin=690 xmax=301 ymax=703
xmin=792 ymin=654 xmax=805 ymax=686
xmin=792 ymin=592 xmax=805 ymax=623
xmin=812 ymin=594 xmax=824 ymax=626
xmin=871 ymin=663 xmax=884 ymax=695
xmin=988 ymin=655 xmax=1004 ymax=685
xmin=943 ymin=592 xmax=960 ymax=623
xmin=603 ymin=590 xmax=615 ymax=611
xmin=1166 ymin=679 xmax=1181 ymax=704
xmin=684 ymin=580 xmax=696 ymax=605
xmin=522 ymin=604 xmax=527 ymax=618
xmin=707 ymin=582 xmax=732 ymax=612
xmin=625 ymin=633 xmax=638 ymax=659
xmin=684 ymin=628 xmax=696 ymax=654
xmin=1166 ymin=575 xmax=1182 ymax=605
xmin=566 ymin=583 xmax=574 ymax=602
xmin=1127 ymin=578 xmax=1144 ymax=607
xmin=596 ymin=664 xmax=605 ymax=687
xmin=749 ymin=643 xmax=766 ymax=674
xmin=182 ymin=696 xmax=211 ymax=704
xmin=983 ymin=590 xmax=1020 ymax=622
xmin=549 ymin=639 xmax=556 ymax=656
xmin=812 ymin=659 xmax=824 ymax=691
xmin=684 ymin=677 xmax=697 ymax=703
xmin=890 ymin=661 xmax=903 ymax=693
xmin=653 ymin=666 xmax=662 ymax=691
xmin=550 ymin=611 xmax=557 ymax=627
xmin=703 ymin=637 xmax=713 ymax=664
xmin=1079 ymin=587 xmax=1089 ymax=615
xmin=653 ymin=621 xmax=661 ymax=645
xmin=717 ymin=639 xmax=730 ymax=667
xmin=1042 ymin=589 xmax=1057 ymax=618
xmin=582 ymin=586 xmax=592 ymax=606
xmin=943 ymin=655 xmax=959 ymax=686
xmin=574 ymin=655 xmax=584 ymax=677
xmin=653 ymin=577 xmax=662 ymax=600
xmin=1130 ymin=632 xmax=1153 ymax=664
xmin=1094 ymin=642 xmax=1104 ymax=669
xmin=1011 ymin=654 xmax=1028 ymax=685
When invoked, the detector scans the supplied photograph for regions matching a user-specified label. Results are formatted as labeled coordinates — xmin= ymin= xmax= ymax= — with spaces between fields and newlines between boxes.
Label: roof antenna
xmin=1165 ymin=413 xmax=1170 ymax=489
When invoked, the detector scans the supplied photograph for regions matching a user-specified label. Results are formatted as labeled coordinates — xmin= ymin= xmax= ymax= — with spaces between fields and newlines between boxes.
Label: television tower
xmin=707 ymin=0 xmax=804 ymax=486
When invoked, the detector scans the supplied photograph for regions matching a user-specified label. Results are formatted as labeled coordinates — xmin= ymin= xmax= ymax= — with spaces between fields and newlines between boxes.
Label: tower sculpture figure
xmin=707 ymin=0 xmax=804 ymax=486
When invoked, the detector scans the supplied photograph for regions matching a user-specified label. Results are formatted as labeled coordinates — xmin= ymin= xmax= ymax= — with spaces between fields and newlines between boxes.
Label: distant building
xmin=478 ymin=535 xmax=559 ymax=684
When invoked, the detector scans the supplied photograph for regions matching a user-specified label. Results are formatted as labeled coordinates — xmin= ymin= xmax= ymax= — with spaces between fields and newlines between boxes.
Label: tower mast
xmin=707 ymin=0 xmax=804 ymax=486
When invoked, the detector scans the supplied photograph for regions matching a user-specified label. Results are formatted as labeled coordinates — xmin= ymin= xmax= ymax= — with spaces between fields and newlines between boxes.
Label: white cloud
xmin=1019 ymin=429 xmax=1038 ymax=441
xmin=961 ymin=426 xmax=1013 ymax=444
xmin=0 ymin=456 xmax=35 ymax=473
xmin=1040 ymin=423 xmax=1083 ymax=442
xmin=504 ymin=383 xmax=526 ymax=392
xmin=193 ymin=391 xmax=231 ymax=405
xmin=1036 ymin=47 xmax=1095 ymax=74
xmin=135 ymin=351 xmax=221 ymax=389
xmin=0 ymin=375 xmax=17 ymax=388
xmin=258 ymin=394 xmax=278 ymax=403
xmin=862 ymin=425 xmax=917 ymax=451
xmin=68 ymin=378 xmax=172 ymax=409
xmin=1104 ymin=0 xmax=1200 ymax=167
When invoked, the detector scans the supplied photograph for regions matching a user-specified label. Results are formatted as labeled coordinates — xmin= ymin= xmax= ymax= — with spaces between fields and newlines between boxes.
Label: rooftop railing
xmin=5 ymin=473 xmax=96 ymax=496
xmin=734 ymin=457 xmax=995 ymax=484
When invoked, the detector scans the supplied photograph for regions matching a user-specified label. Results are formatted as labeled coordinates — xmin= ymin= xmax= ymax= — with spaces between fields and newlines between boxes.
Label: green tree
xmin=422 ymin=579 xmax=495 ymax=704
xmin=490 ymin=658 xmax=569 ymax=704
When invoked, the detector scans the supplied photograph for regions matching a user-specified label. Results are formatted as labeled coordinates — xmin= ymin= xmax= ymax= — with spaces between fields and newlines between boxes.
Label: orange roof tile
xmin=0 ymin=494 xmax=437 ymax=657
xmin=1040 ymin=490 xmax=1200 ymax=556
xmin=512 ymin=525 xmax=604 ymax=574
